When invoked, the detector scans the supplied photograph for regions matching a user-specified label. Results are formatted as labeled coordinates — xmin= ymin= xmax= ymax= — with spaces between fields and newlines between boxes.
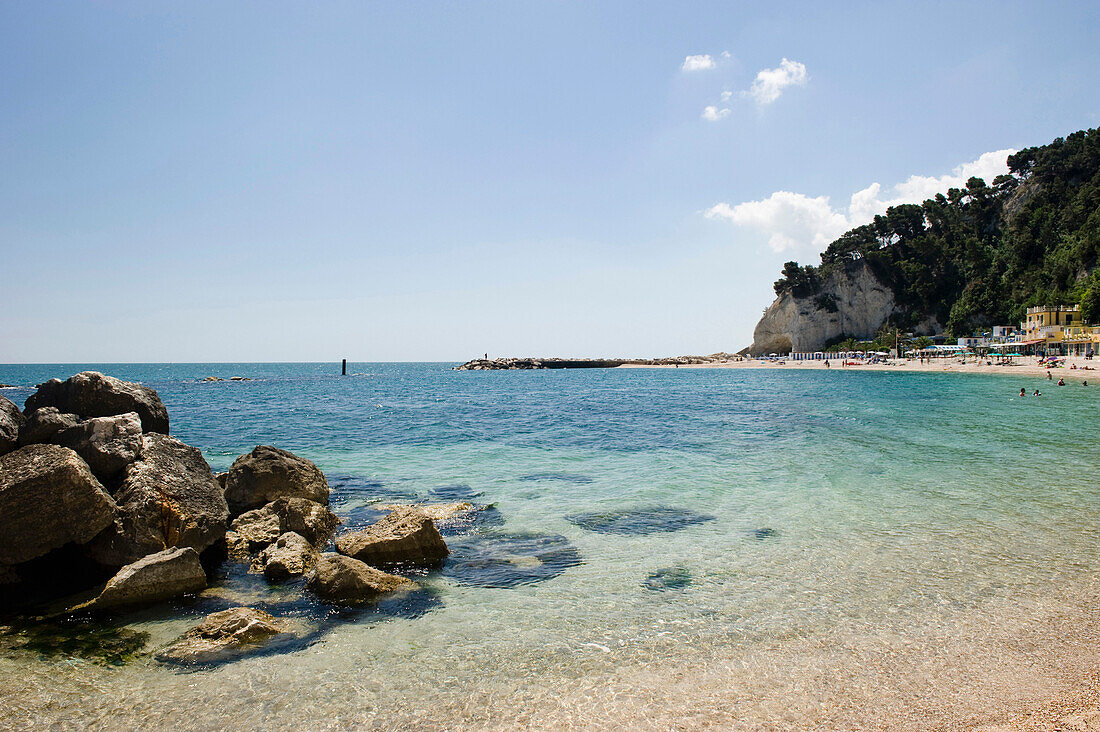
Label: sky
xmin=1 ymin=1 xmax=1098 ymax=362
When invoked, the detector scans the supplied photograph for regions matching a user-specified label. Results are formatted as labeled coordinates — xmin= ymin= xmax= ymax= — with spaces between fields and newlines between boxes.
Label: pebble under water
xmin=2 ymin=362 xmax=1100 ymax=730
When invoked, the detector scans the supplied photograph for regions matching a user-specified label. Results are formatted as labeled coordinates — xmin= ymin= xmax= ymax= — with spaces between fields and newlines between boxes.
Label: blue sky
xmin=1 ymin=1 xmax=1098 ymax=362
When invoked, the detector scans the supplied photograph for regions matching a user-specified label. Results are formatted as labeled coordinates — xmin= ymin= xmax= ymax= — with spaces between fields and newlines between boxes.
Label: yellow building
xmin=1021 ymin=305 xmax=1092 ymax=355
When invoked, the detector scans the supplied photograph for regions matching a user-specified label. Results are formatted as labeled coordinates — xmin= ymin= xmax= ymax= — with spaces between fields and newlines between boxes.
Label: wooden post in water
xmin=342 ymin=359 xmax=347 ymax=376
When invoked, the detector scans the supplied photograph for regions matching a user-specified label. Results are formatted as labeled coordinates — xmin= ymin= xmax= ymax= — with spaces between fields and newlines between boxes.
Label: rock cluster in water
xmin=0 ymin=372 xmax=456 ymax=664
xmin=455 ymin=353 xmax=740 ymax=370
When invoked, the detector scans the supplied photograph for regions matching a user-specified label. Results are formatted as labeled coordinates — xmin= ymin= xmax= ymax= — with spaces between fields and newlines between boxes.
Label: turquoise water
xmin=2 ymin=363 xmax=1100 ymax=730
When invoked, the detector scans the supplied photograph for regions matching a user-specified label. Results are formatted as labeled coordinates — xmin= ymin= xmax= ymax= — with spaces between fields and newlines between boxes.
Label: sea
xmin=1 ymin=362 xmax=1099 ymax=730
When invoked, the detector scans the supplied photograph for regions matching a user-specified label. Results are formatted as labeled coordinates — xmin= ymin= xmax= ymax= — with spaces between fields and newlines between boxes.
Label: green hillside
xmin=772 ymin=127 xmax=1100 ymax=337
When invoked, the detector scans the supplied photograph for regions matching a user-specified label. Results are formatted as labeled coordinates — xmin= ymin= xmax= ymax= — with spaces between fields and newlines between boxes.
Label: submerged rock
xmin=566 ymin=506 xmax=716 ymax=536
xmin=87 ymin=434 xmax=229 ymax=567
xmin=643 ymin=567 xmax=693 ymax=591
xmin=17 ymin=407 xmax=81 ymax=447
xmin=306 ymin=553 xmax=413 ymax=606
xmin=224 ymin=445 xmax=329 ymax=516
xmin=255 ymin=532 xmax=318 ymax=581
xmin=1 ymin=617 xmax=150 ymax=666
xmin=24 ymin=371 xmax=169 ymax=434
xmin=0 ymin=395 xmax=23 ymax=456
xmin=336 ymin=506 xmax=448 ymax=568
xmin=87 ymin=547 xmax=207 ymax=611
xmin=155 ymin=607 xmax=290 ymax=665
xmin=376 ymin=501 xmax=474 ymax=523
xmin=0 ymin=444 xmax=116 ymax=566
xmin=56 ymin=412 xmax=143 ymax=479
xmin=442 ymin=532 xmax=583 ymax=589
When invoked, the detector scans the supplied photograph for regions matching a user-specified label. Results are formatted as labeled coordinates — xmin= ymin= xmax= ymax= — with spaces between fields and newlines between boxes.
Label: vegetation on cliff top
xmin=772 ymin=128 xmax=1100 ymax=337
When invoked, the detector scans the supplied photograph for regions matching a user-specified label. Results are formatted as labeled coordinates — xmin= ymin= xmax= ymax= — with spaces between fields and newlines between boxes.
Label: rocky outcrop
xmin=0 ymin=444 xmax=117 ymax=566
xmin=335 ymin=506 xmax=448 ymax=567
xmin=88 ymin=547 xmax=206 ymax=610
xmin=0 ymin=396 xmax=23 ymax=455
xmin=749 ymin=260 xmax=903 ymax=355
xmin=255 ymin=532 xmax=317 ymax=581
xmin=223 ymin=446 xmax=329 ymax=516
xmin=455 ymin=354 xmax=742 ymax=371
xmin=57 ymin=412 xmax=143 ymax=480
xmin=155 ymin=607 xmax=289 ymax=665
xmin=24 ymin=371 xmax=169 ymax=434
xmin=269 ymin=497 xmax=339 ymax=547
xmin=226 ymin=497 xmax=338 ymax=557
xmin=87 ymin=434 xmax=229 ymax=567
xmin=17 ymin=407 xmax=81 ymax=447
xmin=226 ymin=507 xmax=283 ymax=555
xmin=306 ymin=553 xmax=413 ymax=606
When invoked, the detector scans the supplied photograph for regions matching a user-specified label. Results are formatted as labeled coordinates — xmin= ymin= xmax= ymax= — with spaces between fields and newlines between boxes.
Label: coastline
xmin=619 ymin=354 xmax=1100 ymax=382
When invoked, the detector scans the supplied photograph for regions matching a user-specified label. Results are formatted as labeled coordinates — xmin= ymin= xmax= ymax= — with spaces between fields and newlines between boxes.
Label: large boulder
xmin=0 ymin=396 xmax=23 ymax=455
xmin=223 ymin=446 xmax=329 ymax=516
xmin=226 ymin=507 xmax=283 ymax=555
xmin=0 ymin=445 xmax=117 ymax=566
xmin=306 ymin=553 xmax=413 ymax=606
xmin=155 ymin=607 xmax=289 ymax=665
xmin=87 ymin=434 xmax=229 ymax=567
xmin=88 ymin=547 xmax=206 ymax=610
xmin=227 ymin=497 xmax=338 ymax=557
xmin=24 ymin=371 xmax=169 ymax=434
xmin=256 ymin=532 xmax=317 ymax=581
xmin=270 ymin=497 xmax=339 ymax=547
xmin=335 ymin=506 xmax=448 ymax=568
xmin=17 ymin=407 xmax=81 ymax=447
xmin=57 ymin=412 xmax=143 ymax=480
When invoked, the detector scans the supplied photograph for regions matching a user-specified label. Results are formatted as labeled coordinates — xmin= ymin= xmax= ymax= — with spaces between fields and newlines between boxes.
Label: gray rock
xmin=56 ymin=412 xmax=143 ymax=479
xmin=155 ymin=607 xmax=289 ymax=665
xmin=17 ymin=407 xmax=82 ymax=447
xmin=269 ymin=497 xmax=339 ymax=547
xmin=227 ymin=506 xmax=283 ymax=554
xmin=89 ymin=547 xmax=206 ymax=610
xmin=87 ymin=434 xmax=229 ymax=567
xmin=0 ymin=396 xmax=23 ymax=455
xmin=24 ymin=371 xmax=170 ymax=434
xmin=0 ymin=445 xmax=117 ymax=565
xmin=335 ymin=506 xmax=448 ymax=568
xmin=306 ymin=553 xmax=413 ymax=606
xmin=223 ymin=445 xmax=329 ymax=516
xmin=256 ymin=532 xmax=318 ymax=581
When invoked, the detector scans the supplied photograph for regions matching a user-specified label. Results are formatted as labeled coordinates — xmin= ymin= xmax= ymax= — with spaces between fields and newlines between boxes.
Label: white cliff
xmin=749 ymin=260 xmax=901 ymax=355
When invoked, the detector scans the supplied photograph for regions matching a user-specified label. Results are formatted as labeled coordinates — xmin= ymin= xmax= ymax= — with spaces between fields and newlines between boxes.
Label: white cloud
xmin=705 ymin=192 xmax=849 ymax=252
xmin=707 ymin=149 xmax=1016 ymax=253
xmin=749 ymin=58 xmax=807 ymax=105
xmin=720 ymin=90 xmax=733 ymax=102
xmin=846 ymin=149 xmax=1016 ymax=224
xmin=721 ymin=51 xmax=731 ymax=59
xmin=682 ymin=54 xmax=716 ymax=72
xmin=702 ymin=105 xmax=731 ymax=122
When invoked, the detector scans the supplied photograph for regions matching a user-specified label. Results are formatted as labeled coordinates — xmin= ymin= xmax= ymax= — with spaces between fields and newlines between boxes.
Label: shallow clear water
xmin=2 ymin=363 xmax=1100 ymax=730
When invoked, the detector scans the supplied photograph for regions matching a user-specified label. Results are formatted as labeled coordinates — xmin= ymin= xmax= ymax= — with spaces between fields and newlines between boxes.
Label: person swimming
xmin=1058 ymin=378 xmax=1065 ymax=386
xmin=1034 ymin=389 xmax=1041 ymax=396
xmin=1019 ymin=388 xmax=1026 ymax=397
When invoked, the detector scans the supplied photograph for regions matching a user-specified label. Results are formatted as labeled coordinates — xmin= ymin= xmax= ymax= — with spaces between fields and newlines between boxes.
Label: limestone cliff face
xmin=749 ymin=260 xmax=900 ymax=355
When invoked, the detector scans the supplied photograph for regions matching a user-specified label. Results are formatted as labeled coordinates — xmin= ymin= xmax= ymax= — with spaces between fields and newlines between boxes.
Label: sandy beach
xmin=623 ymin=354 xmax=1100 ymax=383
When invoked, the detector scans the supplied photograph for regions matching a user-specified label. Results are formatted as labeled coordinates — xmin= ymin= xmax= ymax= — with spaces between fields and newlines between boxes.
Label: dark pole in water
xmin=342 ymin=359 xmax=347 ymax=376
